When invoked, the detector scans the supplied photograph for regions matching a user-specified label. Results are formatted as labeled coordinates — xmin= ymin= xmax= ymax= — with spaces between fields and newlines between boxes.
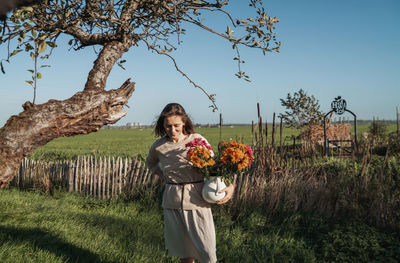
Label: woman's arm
xmin=152 ymin=165 xmax=163 ymax=177
xmin=146 ymin=141 xmax=160 ymax=173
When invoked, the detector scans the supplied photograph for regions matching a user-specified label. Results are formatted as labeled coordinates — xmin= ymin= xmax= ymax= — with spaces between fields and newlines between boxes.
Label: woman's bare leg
xmin=180 ymin=257 xmax=194 ymax=263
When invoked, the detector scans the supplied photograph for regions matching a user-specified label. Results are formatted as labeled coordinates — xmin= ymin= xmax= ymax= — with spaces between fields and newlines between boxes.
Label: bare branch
xmin=142 ymin=37 xmax=218 ymax=112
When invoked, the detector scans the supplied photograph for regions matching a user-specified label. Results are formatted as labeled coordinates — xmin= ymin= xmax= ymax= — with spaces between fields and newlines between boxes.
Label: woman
xmin=146 ymin=103 xmax=235 ymax=263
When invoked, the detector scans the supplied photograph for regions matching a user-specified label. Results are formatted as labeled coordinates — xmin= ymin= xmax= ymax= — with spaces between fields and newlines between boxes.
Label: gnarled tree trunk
xmin=0 ymin=40 xmax=135 ymax=188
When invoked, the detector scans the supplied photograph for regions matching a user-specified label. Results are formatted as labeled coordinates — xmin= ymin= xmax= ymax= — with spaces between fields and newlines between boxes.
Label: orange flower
xmin=187 ymin=145 xmax=215 ymax=169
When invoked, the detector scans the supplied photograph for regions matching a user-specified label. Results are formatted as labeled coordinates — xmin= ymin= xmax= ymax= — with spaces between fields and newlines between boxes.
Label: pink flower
xmin=185 ymin=138 xmax=212 ymax=151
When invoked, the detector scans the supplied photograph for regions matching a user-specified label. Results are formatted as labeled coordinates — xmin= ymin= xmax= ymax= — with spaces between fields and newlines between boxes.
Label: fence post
xmin=257 ymin=103 xmax=263 ymax=146
xmin=97 ymin=157 xmax=102 ymax=199
xmin=15 ymin=156 xmax=169 ymax=200
xmin=103 ymin=156 xmax=107 ymax=199
xmin=219 ymin=113 xmax=223 ymax=142
xmin=107 ymin=156 xmax=111 ymax=199
xmin=119 ymin=157 xmax=123 ymax=195
xmin=83 ymin=156 xmax=87 ymax=195
xmin=94 ymin=156 xmax=97 ymax=198
xmin=67 ymin=161 xmax=73 ymax=192
xmin=279 ymin=117 xmax=283 ymax=166
xmin=124 ymin=158 xmax=128 ymax=190
xmin=90 ymin=156 xmax=94 ymax=197
xmin=251 ymin=120 xmax=254 ymax=146
xmin=271 ymin=112 xmax=276 ymax=146
xmin=397 ymin=106 xmax=399 ymax=137
xmin=133 ymin=160 xmax=142 ymax=190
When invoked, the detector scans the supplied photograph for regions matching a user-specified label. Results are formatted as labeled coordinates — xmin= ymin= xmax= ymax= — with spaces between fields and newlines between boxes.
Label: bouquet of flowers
xmin=185 ymin=138 xmax=254 ymax=185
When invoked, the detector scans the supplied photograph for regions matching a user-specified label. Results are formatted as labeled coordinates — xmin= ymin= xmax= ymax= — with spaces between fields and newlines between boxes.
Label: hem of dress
xmin=162 ymin=205 xmax=211 ymax=210
xmin=166 ymin=250 xmax=217 ymax=263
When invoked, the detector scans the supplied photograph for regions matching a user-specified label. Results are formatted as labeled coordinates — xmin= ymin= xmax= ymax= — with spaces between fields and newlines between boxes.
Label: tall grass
xmin=225 ymin=131 xmax=400 ymax=232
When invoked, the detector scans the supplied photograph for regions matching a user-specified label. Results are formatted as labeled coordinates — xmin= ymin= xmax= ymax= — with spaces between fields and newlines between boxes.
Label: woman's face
xmin=163 ymin=115 xmax=185 ymax=141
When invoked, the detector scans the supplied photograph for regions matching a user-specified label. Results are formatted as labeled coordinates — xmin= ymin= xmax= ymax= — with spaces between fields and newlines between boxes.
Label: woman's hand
xmin=216 ymin=184 xmax=235 ymax=205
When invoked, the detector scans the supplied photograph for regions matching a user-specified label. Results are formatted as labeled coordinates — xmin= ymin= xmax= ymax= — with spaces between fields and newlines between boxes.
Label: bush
xmin=369 ymin=121 xmax=388 ymax=141
xmin=320 ymin=222 xmax=400 ymax=263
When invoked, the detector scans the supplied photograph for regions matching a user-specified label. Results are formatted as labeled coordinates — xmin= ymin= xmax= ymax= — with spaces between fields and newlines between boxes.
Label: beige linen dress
xmin=146 ymin=133 xmax=217 ymax=263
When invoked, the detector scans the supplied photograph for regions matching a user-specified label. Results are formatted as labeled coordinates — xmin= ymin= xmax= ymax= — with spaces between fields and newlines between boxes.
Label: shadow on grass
xmin=70 ymin=210 xmax=165 ymax=254
xmin=0 ymin=225 xmax=111 ymax=263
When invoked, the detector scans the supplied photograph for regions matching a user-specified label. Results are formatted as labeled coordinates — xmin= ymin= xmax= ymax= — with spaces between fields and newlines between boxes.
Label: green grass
xmin=1 ymin=189 xmax=399 ymax=263
xmin=28 ymin=124 xmax=398 ymax=161
xmin=27 ymin=125 xmax=298 ymax=161
xmin=0 ymin=189 xmax=168 ymax=263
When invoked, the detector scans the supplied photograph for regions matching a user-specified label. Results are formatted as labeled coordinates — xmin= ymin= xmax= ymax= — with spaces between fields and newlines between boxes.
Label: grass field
xmin=1 ymin=188 xmax=398 ymax=263
xmin=28 ymin=125 xmax=298 ymax=161
xmin=28 ymin=124 xmax=397 ymax=161
xmin=4 ymin=122 xmax=400 ymax=262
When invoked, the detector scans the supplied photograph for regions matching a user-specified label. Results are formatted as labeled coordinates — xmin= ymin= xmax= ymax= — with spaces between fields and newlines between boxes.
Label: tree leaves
xmin=38 ymin=41 xmax=47 ymax=53
xmin=0 ymin=0 xmax=281 ymax=111
xmin=226 ymin=26 xmax=234 ymax=36
xmin=10 ymin=49 xmax=23 ymax=57
xmin=47 ymin=42 xmax=57 ymax=48
xmin=279 ymin=89 xmax=324 ymax=128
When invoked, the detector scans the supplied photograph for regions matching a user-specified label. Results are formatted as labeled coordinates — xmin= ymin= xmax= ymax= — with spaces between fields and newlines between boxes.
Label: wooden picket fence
xmin=12 ymin=156 xmax=161 ymax=199
xmin=11 ymin=156 xmax=250 ymax=202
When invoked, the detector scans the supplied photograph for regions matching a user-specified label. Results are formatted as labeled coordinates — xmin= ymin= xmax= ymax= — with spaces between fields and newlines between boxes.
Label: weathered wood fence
xmin=11 ymin=156 xmax=250 ymax=202
xmin=12 ymin=156 xmax=161 ymax=199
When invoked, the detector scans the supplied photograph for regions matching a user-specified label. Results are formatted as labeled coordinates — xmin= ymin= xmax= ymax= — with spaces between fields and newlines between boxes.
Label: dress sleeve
xmin=146 ymin=141 xmax=159 ymax=172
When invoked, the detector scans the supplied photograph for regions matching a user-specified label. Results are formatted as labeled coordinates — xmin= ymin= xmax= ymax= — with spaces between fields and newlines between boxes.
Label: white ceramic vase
xmin=202 ymin=176 xmax=227 ymax=203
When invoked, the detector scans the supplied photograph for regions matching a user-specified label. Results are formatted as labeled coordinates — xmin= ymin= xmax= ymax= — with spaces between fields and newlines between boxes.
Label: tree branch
xmin=84 ymin=40 xmax=134 ymax=92
xmin=0 ymin=79 xmax=135 ymax=188
xmin=142 ymin=37 xmax=218 ymax=112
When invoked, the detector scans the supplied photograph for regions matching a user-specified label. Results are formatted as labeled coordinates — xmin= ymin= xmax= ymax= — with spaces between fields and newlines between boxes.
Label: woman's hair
xmin=154 ymin=103 xmax=195 ymax=137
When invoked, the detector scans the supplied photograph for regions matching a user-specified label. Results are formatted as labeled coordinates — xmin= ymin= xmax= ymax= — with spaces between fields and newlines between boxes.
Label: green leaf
xmin=38 ymin=41 xmax=47 ymax=53
xmin=21 ymin=6 xmax=34 ymax=12
xmin=37 ymin=72 xmax=42 ymax=79
xmin=10 ymin=49 xmax=23 ymax=57
xmin=27 ymin=69 xmax=34 ymax=73
xmin=24 ymin=43 xmax=34 ymax=52
xmin=226 ymin=26 xmax=234 ymax=35
xmin=39 ymin=34 xmax=48 ymax=41
xmin=40 ymin=65 xmax=51 ymax=68
xmin=47 ymin=41 xmax=57 ymax=48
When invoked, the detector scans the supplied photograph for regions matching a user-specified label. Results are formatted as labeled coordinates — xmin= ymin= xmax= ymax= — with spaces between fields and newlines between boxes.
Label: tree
xmin=279 ymin=89 xmax=323 ymax=128
xmin=0 ymin=0 xmax=281 ymax=187
xmin=0 ymin=0 xmax=42 ymax=20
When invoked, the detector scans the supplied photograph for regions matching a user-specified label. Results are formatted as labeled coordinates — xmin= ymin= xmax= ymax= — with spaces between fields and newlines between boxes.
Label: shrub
xmin=320 ymin=222 xmax=400 ymax=263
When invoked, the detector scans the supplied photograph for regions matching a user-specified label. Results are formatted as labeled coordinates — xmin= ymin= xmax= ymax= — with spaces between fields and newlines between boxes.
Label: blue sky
xmin=1 ymin=0 xmax=399 ymax=126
